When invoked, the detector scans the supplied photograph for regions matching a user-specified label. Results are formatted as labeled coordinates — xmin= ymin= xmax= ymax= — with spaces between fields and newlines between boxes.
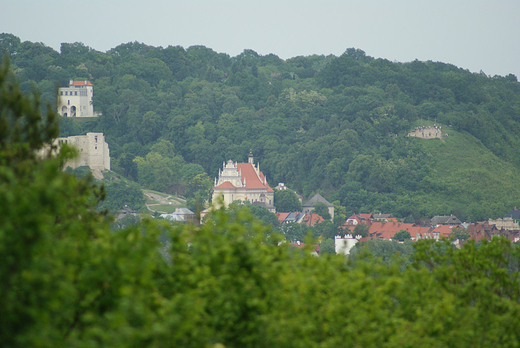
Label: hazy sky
xmin=2 ymin=0 xmax=520 ymax=78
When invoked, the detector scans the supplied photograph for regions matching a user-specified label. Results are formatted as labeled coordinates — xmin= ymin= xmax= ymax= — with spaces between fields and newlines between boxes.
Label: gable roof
xmin=214 ymin=181 xmax=236 ymax=189
xmin=301 ymin=212 xmax=324 ymax=226
xmin=346 ymin=214 xmax=372 ymax=223
xmin=506 ymin=209 xmax=520 ymax=220
xmin=175 ymin=208 xmax=194 ymax=215
xmin=430 ymin=225 xmax=456 ymax=238
xmin=431 ymin=215 xmax=461 ymax=225
xmin=303 ymin=193 xmax=333 ymax=207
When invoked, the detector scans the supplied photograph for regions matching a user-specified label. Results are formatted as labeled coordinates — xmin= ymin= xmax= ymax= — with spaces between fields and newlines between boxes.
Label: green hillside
xmin=410 ymin=128 xmax=520 ymax=220
xmin=2 ymin=33 xmax=520 ymax=221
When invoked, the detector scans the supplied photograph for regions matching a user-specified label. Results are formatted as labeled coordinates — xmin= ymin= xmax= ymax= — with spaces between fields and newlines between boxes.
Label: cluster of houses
xmin=333 ymin=209 xmax=520 ymax=255
xmin=275 ymin=193 xmax=334 ymax=227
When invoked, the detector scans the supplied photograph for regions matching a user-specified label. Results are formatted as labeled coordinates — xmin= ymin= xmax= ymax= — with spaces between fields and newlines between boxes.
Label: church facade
xmin=212 ymin=152 xmax=274 ymax=212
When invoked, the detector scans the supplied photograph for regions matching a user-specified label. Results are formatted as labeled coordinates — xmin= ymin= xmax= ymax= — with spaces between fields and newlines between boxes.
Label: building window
xmin=68 ymin=100 xmax=70 ymax=105
xmin=74 ymin=91 xmax=77 ymax=95
xmin=95 ymin=136 xmax=98 ymax=143
xmin=60 ymin=91 xmax=63 ymax=95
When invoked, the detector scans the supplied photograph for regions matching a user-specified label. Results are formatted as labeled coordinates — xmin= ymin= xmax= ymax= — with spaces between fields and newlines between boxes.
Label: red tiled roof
xmin=430 ymin=225 xmax=455 ymax=238
xmin=346 ymin=215 xmax=361 ymax=223
xmin=368 ymin=222 xmax=430 ymax=240
xmin=301 ymin=213 xmax=324 ymax=227
xmin=71 ymin=80 xmax=93 ymax=86
xmin=359 ymin=213 xmax=373 ymax=220
xmin=214 ymin=181 xmax=236 ymax=189
xmin=236 ymin=163 xmax=273 ymax=192
xmin=276 ymin=212 xmax=290 ymax=224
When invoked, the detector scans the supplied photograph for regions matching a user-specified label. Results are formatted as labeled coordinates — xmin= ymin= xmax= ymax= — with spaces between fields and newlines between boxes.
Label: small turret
xmin=248 ymin=149 xmax=254 ymax=164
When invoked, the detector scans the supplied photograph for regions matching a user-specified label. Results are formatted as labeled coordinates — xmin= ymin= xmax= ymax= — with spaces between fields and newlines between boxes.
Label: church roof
xmin=303 ymin=193 xmax=333 ymax=207
xmin=236 ymin=163 xmax=273 ymax=192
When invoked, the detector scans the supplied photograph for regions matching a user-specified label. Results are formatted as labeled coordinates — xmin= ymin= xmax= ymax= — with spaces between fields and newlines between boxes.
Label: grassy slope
xmin=142 ymin=189 xmax=187 ymax=214
xmin=417 ymin=128 xmax=520 ymax=221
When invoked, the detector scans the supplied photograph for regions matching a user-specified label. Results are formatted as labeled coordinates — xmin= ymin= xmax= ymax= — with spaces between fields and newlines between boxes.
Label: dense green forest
xmin=2 ymin=33 xmax=520 ymax=221
xmin=3 ymin=65 xmax=520 ymax=347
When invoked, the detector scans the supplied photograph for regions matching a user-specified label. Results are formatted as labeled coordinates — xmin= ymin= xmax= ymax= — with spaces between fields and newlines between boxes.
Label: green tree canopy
xmin=274 ymin=189 xmax=302 ymax=212
xmin=392 ymin=229 xmax=411 ymax=241
xmin=320 ymin=238 xmax=336 ymax=255
xmin=353 ymin=222 xmax=369 ymax=238
xmin=313 ymin=201 xmax=331 ymax=220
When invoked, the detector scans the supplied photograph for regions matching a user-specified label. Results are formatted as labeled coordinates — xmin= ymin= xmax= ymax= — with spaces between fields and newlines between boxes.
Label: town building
xmin=57 ymin=80 xmax=100 ymax=117
xmin=345 ymin=213 xmax=373 ymax=227
xmin=160 ymin=208 xmax=196 ymax=224
xmin=335 ymin=235 xmax=359 ymax=255
xmin=212 ymin=152 xmax=274 ymax=212
xmin=302 ymin=193 xmax=335 ymax=220
xmin=56 ymin=132 xmax=110 ymax=171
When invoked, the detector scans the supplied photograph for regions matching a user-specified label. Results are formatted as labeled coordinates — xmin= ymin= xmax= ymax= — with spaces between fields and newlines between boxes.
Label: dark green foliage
xmin=353 ymin=222 xmax=369 ymax=238
xmin=273 ymin=189 xmax=302 ymax=212
xmin=240 ymin=201 xmax=280 ymax=229
xmin=4 ymin=34 xmax=520 ymax=222
xmin=349 ymin=238 xmax=415 ymax=266
xmin=313 ymin=220 xmax=338 ymax=239
xmin=450 ymin=226 xmax=470 ymax=241
xmin=97 ymin=178 xmax=146 ymax=213
xmin=280 ymin=221 xmax=313 ymax=242
xmin=392 ymin=230 xmax=411 ymax=241
xmin=313 ymin=201 xmax=331 ymax=220
xmin=320 ymin=238 xmax=336 ymax=255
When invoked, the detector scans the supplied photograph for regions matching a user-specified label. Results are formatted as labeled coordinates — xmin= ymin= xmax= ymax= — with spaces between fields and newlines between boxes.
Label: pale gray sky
xmin=2 ymin=0 xmax=520 ymax=78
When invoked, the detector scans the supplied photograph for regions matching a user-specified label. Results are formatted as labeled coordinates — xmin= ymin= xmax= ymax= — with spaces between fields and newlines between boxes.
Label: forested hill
xmin=2 ymin=33 xmax=520 ymax=221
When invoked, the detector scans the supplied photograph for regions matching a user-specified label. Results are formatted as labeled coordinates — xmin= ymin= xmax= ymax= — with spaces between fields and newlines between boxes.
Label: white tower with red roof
xmin=57 ymin=80 xmax=99 ymax=117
